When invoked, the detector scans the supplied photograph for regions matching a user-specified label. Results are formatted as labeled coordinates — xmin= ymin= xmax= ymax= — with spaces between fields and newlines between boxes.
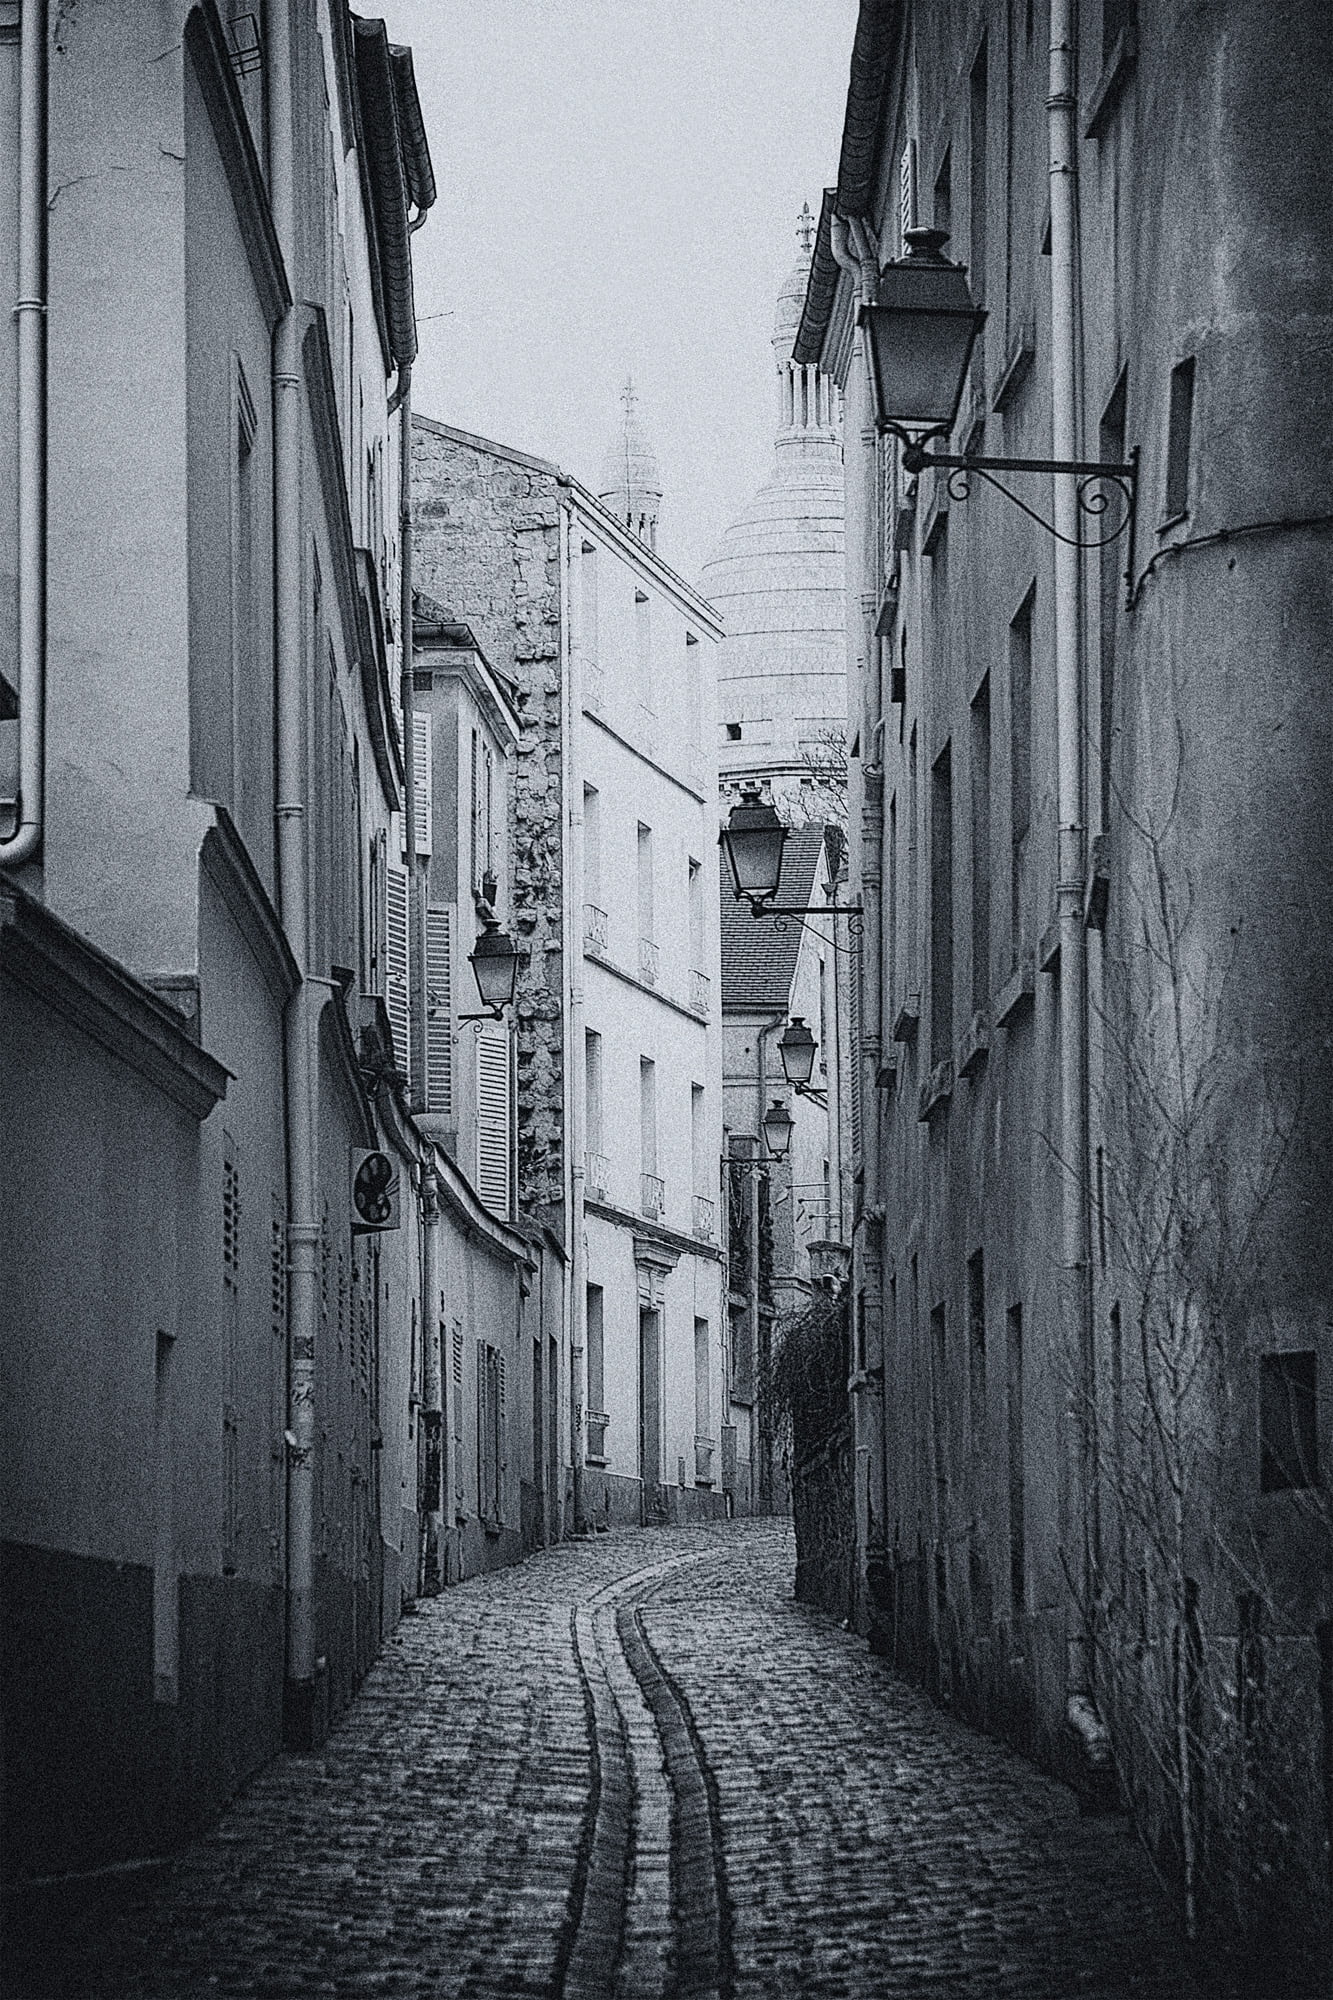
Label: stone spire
xmin=772 ymin=205 xmax=841 ymax=455
xmin=597 ymin=378 xmax=663 ymax=551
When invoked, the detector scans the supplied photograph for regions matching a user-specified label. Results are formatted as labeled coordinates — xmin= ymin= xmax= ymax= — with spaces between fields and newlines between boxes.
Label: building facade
xmin=797 ymin=0 xmax=1333 ymax=1974
xmin=412 ymin=413 xmax=729 ymax=1533
xmin=0 ymin=0 xmax=544 ymax=1882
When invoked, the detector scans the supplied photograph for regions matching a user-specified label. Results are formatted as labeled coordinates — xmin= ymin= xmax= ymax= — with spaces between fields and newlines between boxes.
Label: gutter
xmin=0 ymin=0 xmax=47 ymax=867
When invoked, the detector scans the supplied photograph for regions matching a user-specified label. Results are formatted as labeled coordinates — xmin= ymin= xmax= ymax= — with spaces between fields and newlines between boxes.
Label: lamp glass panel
xmin=472 ymin=934 xmax=517 ymax=1008
xmin=865 ymin=308 xmax=979 ymax=430
xmin=724 ymin=815 xmax=787 ymax=901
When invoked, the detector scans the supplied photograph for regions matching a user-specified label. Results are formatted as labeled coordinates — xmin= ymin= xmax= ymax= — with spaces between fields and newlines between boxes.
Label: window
xmin=1164 ymin=355 xmax=1195 ymax=522
xmin=221 ymin=1133 xmax=240 ymax=1577
xmin=970 ymin=677 xmax=991 ymax=1011
xmin=691 ymin=1083 xmax=708 ymax=1195
xmin=685 ymin=631 xmax=700 ymax=748
xmin=1259 ymin=1350 xmax=1318 ymax=1492
xmin=580 ymin=541 xmax=599 ymax=659
xmin=477 ymin=1340 xmax=506 ymax=1524
xmin=1009 ymin=588 xmax=1034 ymax=963
xmin=726 ymin=721 xmax=743 ymax=742
xmin=637 ymin=823 xmax=655 ymax=943
xmin=586 ymin=1285 xmax=605 ymax=1427
xmin=967 ymin=1250 xmax=986 ymax=1453
xmin=969 ymin=40 xmax=989 ymax=314
xmin=908 ymin=725 xmax=920 ymax=983
xmin=635 ymin=589 xmax=652 ymax=710
xmin=585 ymin=1029 xmax=603 ymax=1160
xmin=1007 ymin=1305 xmax=1025 ymax=1614
xmin=1099 ymin=373 xmax=1127 ymax=827
xmin=934 ymin=145 xmax=952 ymax=240
xmin=688 ymin=858 xmax=704 ymax=967
xmin=930 ymin=742 xmax=954 ymax=1064
xmin=383 ymin=858 xmax=410 ymax=1077
xmin=694 ymin=1318 xmax=711 ymax=1438
xmin=583 ymin=784 xmax=601 ymax=907
xmin=640 ymin=1058 xmax=658 ymax=1179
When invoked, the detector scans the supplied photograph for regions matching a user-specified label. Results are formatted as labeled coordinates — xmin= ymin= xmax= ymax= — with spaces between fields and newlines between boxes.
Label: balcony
xmin=692 ymin=1193 xmax=715 ymax=1241
xmin=689 ymin=968 xmax=710 ymax=1016
xmin=694 ymin=1437 xmax=715 ymax=1486
xmin=640 ymin=1172 xmax=665 ymax=1220
xmin=586 ymin=1410 xmax=610 ymax=1463
xmin=638 ymin=936 xmax=660 ymax=985
xmin=583 ymin=904 xmax=608 ymax=956
xmin=585 ymin=1151 xmax=609 ymax=1202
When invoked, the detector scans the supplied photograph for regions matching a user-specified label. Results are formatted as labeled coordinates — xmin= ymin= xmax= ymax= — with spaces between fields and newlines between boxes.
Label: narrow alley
xmin=10 ymin=1521 xmax=1194 ymax=2000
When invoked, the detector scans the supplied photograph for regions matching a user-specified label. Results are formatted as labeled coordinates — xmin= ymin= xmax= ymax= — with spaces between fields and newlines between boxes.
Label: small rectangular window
xmin=1259 ymin=1350 xmax=1318 ymax=1492
xmin=1164 ymin=356 xmax=1195 ymax=522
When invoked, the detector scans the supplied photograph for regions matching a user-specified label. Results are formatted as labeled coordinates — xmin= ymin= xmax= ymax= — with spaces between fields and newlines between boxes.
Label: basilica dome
xmin=701 ymin=206 xmax=846 ymax=814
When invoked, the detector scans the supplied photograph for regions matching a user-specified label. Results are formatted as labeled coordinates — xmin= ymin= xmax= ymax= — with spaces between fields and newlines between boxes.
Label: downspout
xmin=270 ymin=3 xmax=321 ymax=1747
xmin=753 ymin=1017 xmax=784 ymax=1515
xmin=560 ymin=492 xmax=588 ymax=1535
xmin=833 ymin=211 xmax=890 ymax=1639
xmin=1 ymin=0 xmax=47 ymax=868
xmin=1048 ymin=0 xmax=1108 ymax=1772
xmin=419 ymin=1162 xmax=442 ymax=1592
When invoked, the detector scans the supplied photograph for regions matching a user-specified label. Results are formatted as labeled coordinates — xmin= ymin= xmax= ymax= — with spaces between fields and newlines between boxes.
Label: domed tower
xmin=597 ymin=378 xmax=663 ymax=551
xmin=702 ymin=206 xmax=845 ymax=817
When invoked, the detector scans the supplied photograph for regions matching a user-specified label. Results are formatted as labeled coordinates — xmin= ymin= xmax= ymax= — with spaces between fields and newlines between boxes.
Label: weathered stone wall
xmin=412 ymin=421 xmax=566 ymax=1228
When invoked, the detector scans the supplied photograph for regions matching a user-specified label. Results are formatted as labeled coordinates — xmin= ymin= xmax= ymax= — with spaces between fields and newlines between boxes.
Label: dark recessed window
xmin=1164 ymin=355 xmax=1195 ymax=522
xmin=726 ymin=722 xmax=742 ymax=742
xmin=1259 ymin=1350 xmax=1318 ymax=1492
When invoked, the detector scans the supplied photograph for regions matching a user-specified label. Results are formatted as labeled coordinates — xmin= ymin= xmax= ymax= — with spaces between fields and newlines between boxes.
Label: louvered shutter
xmin=412 ymin=710 xmax=433 ymax=855
xmin=384 ymin=861 xmax=410 ymax=1075
xmin=425 ymin=906 xmax=452 ymax=1115
xmin=476 ymin=1030 xmax=512 ymax=1217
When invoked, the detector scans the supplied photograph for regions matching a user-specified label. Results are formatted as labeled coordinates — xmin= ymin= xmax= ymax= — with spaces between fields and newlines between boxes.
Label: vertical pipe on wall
xmin=1048 ymin=0 xmax=1107 ymax=1766
xmin=269 ymin=0 xmax=321 ymax=1743
xmin=419 ymin=1166 xmax=442 ymax=1591
xmin=560 ymin=492 xmax=587 ymax=1535
xmin=0 ymin=0 xmax=47 ymax=868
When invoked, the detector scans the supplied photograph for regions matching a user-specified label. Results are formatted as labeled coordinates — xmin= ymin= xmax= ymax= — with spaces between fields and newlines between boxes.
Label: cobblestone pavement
xmin=6 ymin=1520 xmax=1200 ymax=1999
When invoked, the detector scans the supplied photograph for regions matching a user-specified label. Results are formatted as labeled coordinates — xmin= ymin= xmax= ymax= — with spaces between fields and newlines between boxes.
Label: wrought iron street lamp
xmin=777 ymin=1018 xmax=817 ymax=1087
xmin=462 ymin=913 xmax=519 ymax=1021
xmin=861 ymin=227 xmax=1137 ymax=557
xmin=761 ymin=1099 xmax=795 ymax=1161
xmin=777 ymin=1016 xmax=829 ymax=1108
xmin=720 ymin=791 xmax=863 ymax=931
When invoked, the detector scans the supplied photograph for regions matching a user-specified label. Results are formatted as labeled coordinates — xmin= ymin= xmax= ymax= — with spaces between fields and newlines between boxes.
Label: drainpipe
xmin=832 ymin=211 xmax=890 ymax=1638
xmin=269 ymin=2 xmax=321 ymax=1747
xmin=753 ymin=1017 xmax=785 ymax=1515
xmin=419 ymin=1163 xmax=442 ymax=1591
xmin=1 ymin=0 xmax=47 ymax=868
xmin=560 ymin=492 xmax=588 ymax=1535
xmin=1048 ymin=0 xmax=1108 ymax=1771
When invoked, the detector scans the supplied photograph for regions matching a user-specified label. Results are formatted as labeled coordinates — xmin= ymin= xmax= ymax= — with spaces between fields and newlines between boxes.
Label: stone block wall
xmin=412 ymin=421 xmax=566 ymax=1228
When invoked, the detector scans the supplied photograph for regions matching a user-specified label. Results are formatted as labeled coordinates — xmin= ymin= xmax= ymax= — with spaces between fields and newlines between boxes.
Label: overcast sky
xmin=378 ymin=1 xmax=857 ymax=586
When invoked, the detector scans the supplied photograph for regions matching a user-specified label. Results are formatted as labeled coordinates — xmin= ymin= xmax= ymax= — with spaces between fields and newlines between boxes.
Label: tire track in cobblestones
xmin=560 ymin=1549 xmax=733 ymax=2000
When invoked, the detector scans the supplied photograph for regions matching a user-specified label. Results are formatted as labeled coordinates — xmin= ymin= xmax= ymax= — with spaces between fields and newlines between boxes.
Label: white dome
xmin=701 ymin=210 xmax=845 ymax=807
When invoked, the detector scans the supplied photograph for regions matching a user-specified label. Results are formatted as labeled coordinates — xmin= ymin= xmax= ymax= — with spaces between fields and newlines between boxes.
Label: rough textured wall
xmin=411 ymin=422 xmax=566 ymax=1226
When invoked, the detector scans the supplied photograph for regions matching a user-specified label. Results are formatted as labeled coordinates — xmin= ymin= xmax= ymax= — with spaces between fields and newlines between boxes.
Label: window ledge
xmin=959 ymin=1012 xmax=990 ymax=1078
xmin=918 ymin=1058 xmax=954 ymax=1122
xmin=1084 ymin=25 xmax=1138 ymax=141
xmin=892 ymin=993 xmax=921 ymax=1043
xmin=1040 ymin=919 xmax=1062 ymax=974
xmin=995 ymin=952 xmax=1035 ymax=1026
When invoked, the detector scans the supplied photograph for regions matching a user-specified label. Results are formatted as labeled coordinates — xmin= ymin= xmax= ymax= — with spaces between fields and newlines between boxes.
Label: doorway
xmin=639 ymin=1306 xmax=662 ymax=1516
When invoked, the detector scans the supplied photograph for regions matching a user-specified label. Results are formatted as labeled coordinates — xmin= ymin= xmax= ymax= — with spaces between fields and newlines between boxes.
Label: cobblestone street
xmin=8 ymin=1522 xmax=1198 ymax=2000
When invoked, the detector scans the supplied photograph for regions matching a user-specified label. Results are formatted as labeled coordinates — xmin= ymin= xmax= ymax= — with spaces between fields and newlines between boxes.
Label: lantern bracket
xmin=889 ymin=430 xmax=1140 ymax=589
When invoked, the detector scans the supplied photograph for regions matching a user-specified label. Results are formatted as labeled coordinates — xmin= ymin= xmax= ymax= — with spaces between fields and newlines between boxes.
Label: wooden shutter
xmin=384 ymin=860 xmax=410 ymax=1075
xmin=412 ymin=710 xmax=433 ymax=855
xmin=476 ymin=1030 xmax=512 ymax=1217
xmin=425 ymin=906 xmax=452 ymax=1115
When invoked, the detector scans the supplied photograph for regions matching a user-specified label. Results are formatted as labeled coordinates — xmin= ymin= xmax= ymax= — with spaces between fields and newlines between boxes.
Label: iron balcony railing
xmin=689 ymin=968 xmax=710 ymax=1016
xmin=638 ymin=936 xmax=660 ymax=985
xmin=640 ymin=1172 xmax=665 ymax=1219
xmin=692 ymin=1193 xmax=715 ymax=1240
xmin=584 ymin=903 xmax=608 ymax=954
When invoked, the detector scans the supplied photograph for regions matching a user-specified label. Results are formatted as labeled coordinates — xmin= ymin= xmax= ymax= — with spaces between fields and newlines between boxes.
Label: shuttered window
xmin=411 ymin=710 xmax=433 ymax=855
xmin=425 ymin=906 xmax=452 ymax=1115
xmin=477 ymin=1340 xmax=507 ymax=1524
xmin=476 ymin=1029 xmax=512 ymax=1217
xmin=384 ymin=860 xmax=410 ymax=1076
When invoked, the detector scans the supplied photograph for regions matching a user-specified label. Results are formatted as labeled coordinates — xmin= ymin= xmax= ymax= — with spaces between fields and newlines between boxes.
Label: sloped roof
xmin=720 ymin=826 xmax=826 ymax=1012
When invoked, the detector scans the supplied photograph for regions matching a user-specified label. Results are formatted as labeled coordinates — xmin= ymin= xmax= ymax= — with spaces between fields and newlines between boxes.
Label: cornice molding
xmin=200 ymin=808 xmax=298 ymax=1005
xmin=583 ymin=1195 xmax=722 ymax=1264
xmin=184 ymin=5 xmax=290 ymax=329
xmin=0 ymin=878 xmax=230 ymax=1122
xmin=582 ymin=710 xmax=709 ymax=807
xmin=585 ymin=948 xmax=710 ymax=1029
